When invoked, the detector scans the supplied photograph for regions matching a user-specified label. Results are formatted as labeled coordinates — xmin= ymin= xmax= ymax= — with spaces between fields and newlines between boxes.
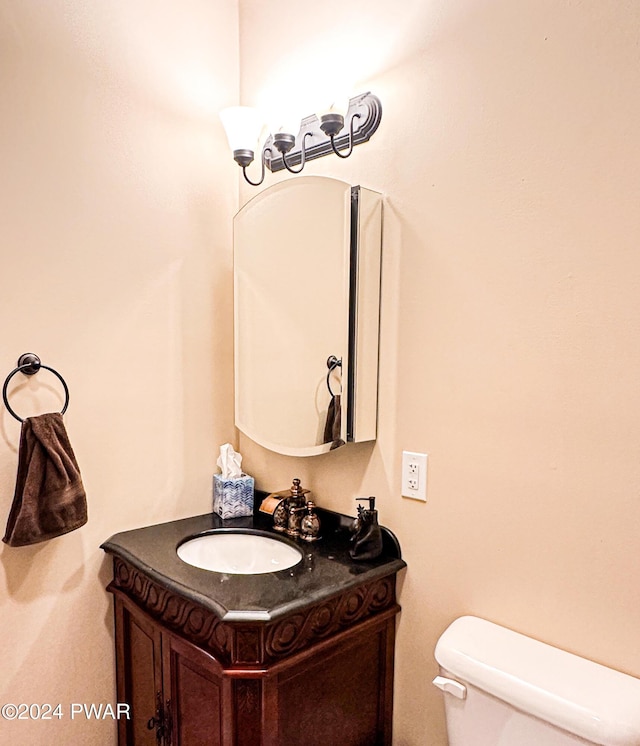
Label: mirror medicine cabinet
xmin=234 ymin=176 xmax=382 ymax=457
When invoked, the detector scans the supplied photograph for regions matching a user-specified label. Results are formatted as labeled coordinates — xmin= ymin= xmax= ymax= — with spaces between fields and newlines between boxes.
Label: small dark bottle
xmin=349 ymin=496 xmax=383 ymax=561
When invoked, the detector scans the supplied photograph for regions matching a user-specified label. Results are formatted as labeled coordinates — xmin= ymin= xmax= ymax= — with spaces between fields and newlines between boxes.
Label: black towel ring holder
xmin=326 ymin=355 xmax=342 ymax=397
xmin=2 ymin=353 xmax=70 ymax=423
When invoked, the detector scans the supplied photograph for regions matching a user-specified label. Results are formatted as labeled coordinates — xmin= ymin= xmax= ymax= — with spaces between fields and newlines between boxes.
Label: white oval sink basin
xmin=177 ymin=531 xmax=303 ymax=575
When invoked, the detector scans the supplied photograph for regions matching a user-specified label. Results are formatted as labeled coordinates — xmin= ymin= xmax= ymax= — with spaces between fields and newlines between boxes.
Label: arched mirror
xmin=234 ymin=176 xmax=382 ymax=457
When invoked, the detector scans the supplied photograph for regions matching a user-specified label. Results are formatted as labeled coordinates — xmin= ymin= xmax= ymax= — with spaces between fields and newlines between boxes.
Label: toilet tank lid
xmin=435 ymin=616 xmax=640 ymax=746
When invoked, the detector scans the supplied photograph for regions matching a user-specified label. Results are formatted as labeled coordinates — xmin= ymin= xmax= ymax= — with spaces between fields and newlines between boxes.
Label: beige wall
xmin=0 ymin=1 xmax=238 ymax=743
xmin=3 ymin=2 xmax=640 ymax=744
xmin=238 ymin=1 xmax=640 ymax=744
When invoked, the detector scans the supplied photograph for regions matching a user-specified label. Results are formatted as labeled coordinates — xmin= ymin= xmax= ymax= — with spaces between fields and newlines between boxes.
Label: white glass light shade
xmin=315 ymin=95 xmax=351 ymax=120
xmin=265 ymin=107 xmax=303 ymax=137
xmin=219 ymin=106 xmax=264 ymax=153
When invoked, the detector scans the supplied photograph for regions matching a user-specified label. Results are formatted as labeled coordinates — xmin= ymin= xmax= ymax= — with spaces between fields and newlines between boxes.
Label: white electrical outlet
xmin=402 ymin=451 xmax=428 ymax=501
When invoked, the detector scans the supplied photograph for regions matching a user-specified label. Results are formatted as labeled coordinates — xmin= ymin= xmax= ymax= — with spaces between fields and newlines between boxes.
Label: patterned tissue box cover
xmin=213 ymin=473 xmax=255 ymax=519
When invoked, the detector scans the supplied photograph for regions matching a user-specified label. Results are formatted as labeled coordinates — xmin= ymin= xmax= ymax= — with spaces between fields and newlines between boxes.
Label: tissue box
xmin=213 ymin=473 xmax=255 ymax=519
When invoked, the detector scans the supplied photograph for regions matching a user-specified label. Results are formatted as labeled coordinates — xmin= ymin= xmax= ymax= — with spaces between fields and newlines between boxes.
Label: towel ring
xmin=326 ymin=355 xmax=342 ymax=397
xmin=2 ymin=353 xmax=70 ymax=423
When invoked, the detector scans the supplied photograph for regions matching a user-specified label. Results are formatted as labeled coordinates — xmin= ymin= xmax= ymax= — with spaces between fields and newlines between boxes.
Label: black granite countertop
xmin=101 ymin=501 xmax=406 ymax=623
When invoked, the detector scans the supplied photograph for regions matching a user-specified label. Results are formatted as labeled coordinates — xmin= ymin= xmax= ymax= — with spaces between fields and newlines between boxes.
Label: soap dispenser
xmin=349 ymin=496 xmax=383 ymax=561
xmin=300 ymin=501 xmax=321 ymax=542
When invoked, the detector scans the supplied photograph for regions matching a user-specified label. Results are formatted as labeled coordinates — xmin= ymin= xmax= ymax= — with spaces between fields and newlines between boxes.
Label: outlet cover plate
xmin=402 ymin=451 xmax=428 ymax=501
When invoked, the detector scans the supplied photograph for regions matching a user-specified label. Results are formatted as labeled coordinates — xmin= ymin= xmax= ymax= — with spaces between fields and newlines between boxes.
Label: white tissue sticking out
xmin=217 ymin=443 xmax=243 ymax=479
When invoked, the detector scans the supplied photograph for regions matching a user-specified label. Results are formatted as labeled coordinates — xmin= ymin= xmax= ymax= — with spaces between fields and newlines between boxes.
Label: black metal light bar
xmin=264 ymin=92 xmax=382 ymax=173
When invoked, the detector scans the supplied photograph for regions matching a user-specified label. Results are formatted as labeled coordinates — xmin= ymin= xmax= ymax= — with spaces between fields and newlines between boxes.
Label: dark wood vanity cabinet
xmin=108 ymin=557 xmax=400 ymax=746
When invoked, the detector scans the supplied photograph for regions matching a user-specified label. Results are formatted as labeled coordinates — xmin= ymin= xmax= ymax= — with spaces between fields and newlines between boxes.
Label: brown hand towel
xmin=3 ymin=412 xmax=87 ymax=547
xmin=323 ymin=394 xmax=346 ymax=450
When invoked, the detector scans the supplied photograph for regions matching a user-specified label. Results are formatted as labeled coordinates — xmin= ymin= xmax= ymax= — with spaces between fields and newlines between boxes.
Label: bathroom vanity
xmin=102 ymin=505 xmax=405 ymax=746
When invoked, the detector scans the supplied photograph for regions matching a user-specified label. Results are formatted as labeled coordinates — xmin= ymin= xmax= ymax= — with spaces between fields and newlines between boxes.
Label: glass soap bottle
xmin=300 ymin=501 xmax=321 ymax=542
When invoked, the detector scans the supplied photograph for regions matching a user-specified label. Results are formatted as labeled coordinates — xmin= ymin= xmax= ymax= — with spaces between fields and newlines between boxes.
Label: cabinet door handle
xmin=146 ymin=692 xmax=165 ymax=744
xmin=164 ymin=699 xmax=172 ymax=746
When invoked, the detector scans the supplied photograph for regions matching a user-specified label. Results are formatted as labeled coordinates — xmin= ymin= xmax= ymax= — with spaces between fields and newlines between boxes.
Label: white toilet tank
xmin=434 ymin=616 xmax=640 ymax=746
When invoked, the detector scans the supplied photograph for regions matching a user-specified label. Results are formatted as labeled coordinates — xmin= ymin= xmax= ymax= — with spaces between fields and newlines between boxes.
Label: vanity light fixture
xmin=220 ymin=92 xmax=382 ymax=186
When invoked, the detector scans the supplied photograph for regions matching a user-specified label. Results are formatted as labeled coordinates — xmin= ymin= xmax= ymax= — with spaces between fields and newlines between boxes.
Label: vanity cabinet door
xmin=265 ymin=615 xmax=395 ymax=746
xmin=114 ymin=596 xmax=164 ymax=745
xmin=114 ymin=592 xmax=230 ymax=746
xmin=162 ymin=631 xmax=230 ymax=746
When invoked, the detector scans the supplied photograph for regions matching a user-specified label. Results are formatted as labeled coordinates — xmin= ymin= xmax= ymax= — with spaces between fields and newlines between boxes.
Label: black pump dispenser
xmin=349 ymin=496 xmax=384 ymax=561
xmin=359 ymin=496 xmax=376 ymax=511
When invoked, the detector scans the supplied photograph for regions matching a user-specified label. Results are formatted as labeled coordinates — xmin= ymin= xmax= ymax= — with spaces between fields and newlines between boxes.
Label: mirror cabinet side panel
xmin=349 ymin=186 xmax=383 ymax=444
